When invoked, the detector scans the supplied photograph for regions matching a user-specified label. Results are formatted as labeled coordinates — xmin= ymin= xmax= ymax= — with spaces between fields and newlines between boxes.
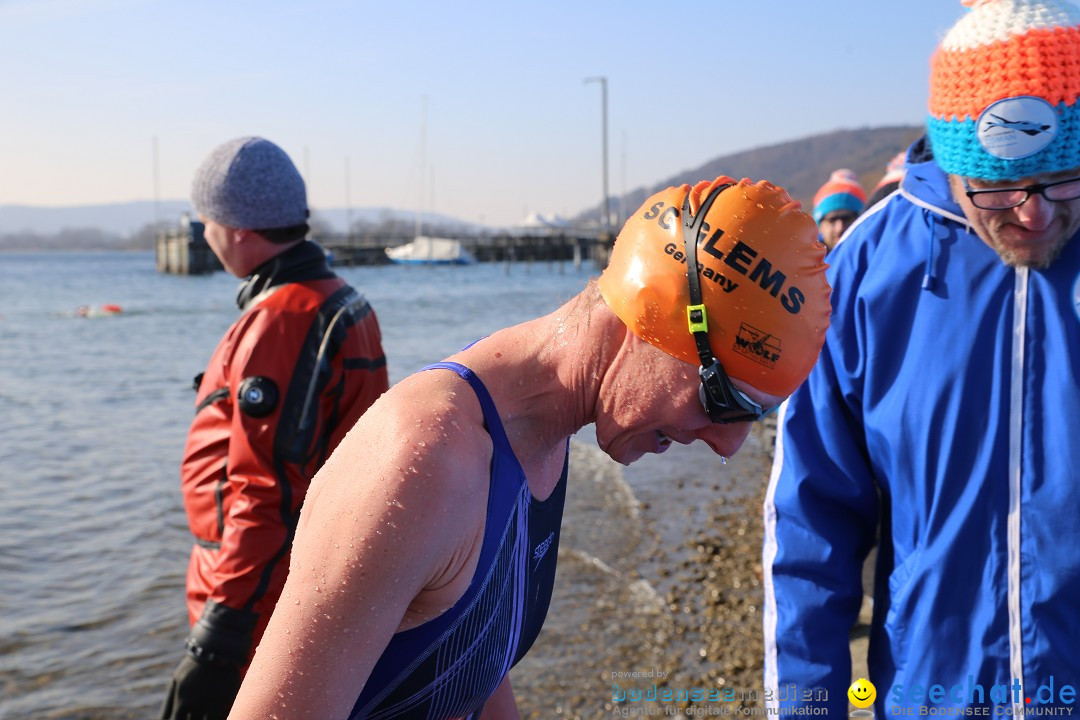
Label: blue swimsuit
xmin=348 ymin=361 xmax=568 ymax=720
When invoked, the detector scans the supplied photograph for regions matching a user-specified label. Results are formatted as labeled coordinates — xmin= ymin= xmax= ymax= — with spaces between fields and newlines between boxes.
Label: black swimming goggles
xmin=681 ymin=184 xmax=768 ymax=424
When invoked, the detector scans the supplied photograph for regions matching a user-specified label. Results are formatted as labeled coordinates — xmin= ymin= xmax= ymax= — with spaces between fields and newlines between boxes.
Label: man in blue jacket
xmin=765 ymin=0 xmax=1080 ymax=716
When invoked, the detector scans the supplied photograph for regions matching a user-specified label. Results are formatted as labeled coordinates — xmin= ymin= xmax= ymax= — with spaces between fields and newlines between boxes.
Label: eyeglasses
xmin=961 ymin=176 xmax=1080 ymax=210
xmin=681 ymin=185 xmax=769 ymax=424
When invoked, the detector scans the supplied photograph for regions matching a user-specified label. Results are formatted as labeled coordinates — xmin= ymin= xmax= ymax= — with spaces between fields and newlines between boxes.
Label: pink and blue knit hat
xmin=873 ymin=151 xmax=907 ymax=193
xmin=928 ymin=0 xmax=1080 ymax=181
xmin=812 ymin=169 xmax=867 ymax=222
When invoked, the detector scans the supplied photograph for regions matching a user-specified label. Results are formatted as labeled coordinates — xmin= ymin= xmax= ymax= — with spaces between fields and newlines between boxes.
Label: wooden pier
xmin=156 ymin=218 xmax=223 ymax=275
xmin=319 ymin=232 xmax=613 ymax=269
xmin=157 ymin=224 xmax=612 ymax=274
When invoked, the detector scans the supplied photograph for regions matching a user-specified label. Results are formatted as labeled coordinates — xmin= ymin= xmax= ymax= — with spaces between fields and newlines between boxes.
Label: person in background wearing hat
xmin=865 ymin=149 xmax=908 ymax=209
xmin=159 ymin=136 xmax=389 ymax=720
xmin=765 ymin=0 xmax=1080 ymax=715
xmin=227 ymin=175 xmax=831 ymax=720
xmin=812 ymin=168 xmax=867 ymax=251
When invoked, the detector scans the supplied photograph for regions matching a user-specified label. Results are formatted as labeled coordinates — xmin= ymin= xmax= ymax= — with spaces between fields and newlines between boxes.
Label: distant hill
xmin=578 ymin=125 xmax=924 ymax=225
xmin=307 ymin=208 xmax=489 ymax=237
xmin=0 ymin=201 xmax=485 ymax=237
xmin=0 ymin=201 xmax=193 ymax=237
xmin=0 ymin=202 xmax=489 ymax=251
xmin=0 ymin=199 xmax=486 ymax=250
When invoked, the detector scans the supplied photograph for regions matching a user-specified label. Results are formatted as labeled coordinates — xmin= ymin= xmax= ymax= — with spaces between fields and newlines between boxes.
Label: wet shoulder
xmin=353 ymin=370 xmax=493 ymax=496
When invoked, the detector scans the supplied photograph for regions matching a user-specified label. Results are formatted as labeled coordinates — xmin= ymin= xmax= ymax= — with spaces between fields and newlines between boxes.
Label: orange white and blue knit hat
xmin=812 ymin=169 xmax=867 ymax=222
xmin=928 ymin=0 xmax=1080 ymax=181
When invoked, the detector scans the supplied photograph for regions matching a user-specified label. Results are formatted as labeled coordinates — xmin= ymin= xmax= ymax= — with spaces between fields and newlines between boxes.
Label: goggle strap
xmin=681 ymin=183 xmax=732 ymax=368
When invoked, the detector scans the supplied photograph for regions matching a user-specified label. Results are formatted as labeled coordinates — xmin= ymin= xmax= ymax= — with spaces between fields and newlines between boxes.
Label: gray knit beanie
xmin=191 ymin=136 xmax=308 ymax=229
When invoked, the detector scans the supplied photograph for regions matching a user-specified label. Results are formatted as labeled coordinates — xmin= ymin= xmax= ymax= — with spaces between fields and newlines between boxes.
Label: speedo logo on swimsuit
xmin=533 ymin=531 xmax=555 ymax=569
xmin=643 ymin=201 xmax=808 ymax=315
xmin=977 ymin=96 xmax=1058 ymax=160
xmin=732 ymin=323 xmax=782 ymax=368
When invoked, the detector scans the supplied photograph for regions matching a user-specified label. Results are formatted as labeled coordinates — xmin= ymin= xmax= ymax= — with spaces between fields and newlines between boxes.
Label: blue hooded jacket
xmin=763 ymin=138 xmax=1080 ymax=716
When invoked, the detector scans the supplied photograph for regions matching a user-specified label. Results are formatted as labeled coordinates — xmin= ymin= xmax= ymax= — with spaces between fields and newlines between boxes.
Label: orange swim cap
xmin=598 ymin=176 xmax=830 ymax=397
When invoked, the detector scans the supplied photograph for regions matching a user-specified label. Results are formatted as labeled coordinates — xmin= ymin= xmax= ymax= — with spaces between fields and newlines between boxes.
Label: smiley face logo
xmin=848 ymin=677 xmax=876 ymax=708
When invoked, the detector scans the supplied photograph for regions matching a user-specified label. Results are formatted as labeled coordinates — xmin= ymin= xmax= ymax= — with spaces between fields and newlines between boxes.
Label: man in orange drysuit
xmin=160 ymin=136 xmax=389 ymax=720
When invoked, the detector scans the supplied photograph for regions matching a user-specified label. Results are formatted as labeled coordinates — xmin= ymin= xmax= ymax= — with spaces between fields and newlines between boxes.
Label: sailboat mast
xmin=152 ymin=135 xmax=161 ymax=233
xmin=415 ymin=94 xmax=426 ymax=241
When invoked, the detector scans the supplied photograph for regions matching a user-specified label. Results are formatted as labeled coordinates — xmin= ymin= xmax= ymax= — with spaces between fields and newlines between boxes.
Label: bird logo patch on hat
xmin=977 ymin=96 xmax=1057 ymax=160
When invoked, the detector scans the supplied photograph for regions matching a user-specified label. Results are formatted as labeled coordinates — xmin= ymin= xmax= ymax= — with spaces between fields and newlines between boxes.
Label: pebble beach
xmin=512 ymin=419 xmax=872 ymax=718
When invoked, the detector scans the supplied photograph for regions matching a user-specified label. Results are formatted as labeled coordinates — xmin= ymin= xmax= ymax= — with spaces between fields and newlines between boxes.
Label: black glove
xmin=160 ymin=601 xmax=258 ymax=720
xmin=159 ymin=652 xmax=241 ymax=720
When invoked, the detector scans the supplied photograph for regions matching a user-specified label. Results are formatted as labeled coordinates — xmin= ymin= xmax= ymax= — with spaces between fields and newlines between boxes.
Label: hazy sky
xmin=1 ymin=0 xmax=966 ymax=226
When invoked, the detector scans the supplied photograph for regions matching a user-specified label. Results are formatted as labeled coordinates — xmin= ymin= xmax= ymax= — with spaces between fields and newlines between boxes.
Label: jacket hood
xmin=886 ymin=137 xmax=972 ymax=292
xmin=898 ymin=136 xmax=968 ymax=225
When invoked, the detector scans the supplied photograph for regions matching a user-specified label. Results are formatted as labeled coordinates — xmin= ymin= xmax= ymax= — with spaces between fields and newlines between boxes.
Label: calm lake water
xmin=0 ymin=251 xmax=769 ymax=719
